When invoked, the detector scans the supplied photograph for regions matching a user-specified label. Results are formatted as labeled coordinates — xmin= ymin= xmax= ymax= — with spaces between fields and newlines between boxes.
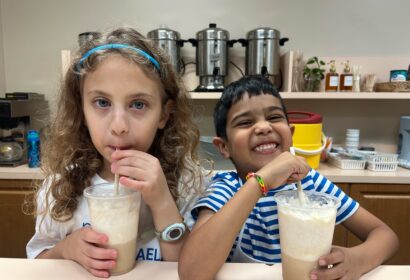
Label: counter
xmin=0 ymin=259 xmax=407 ymax=280
xmin=0 ymin=164 xmax=43 ymax=180
xmin=0 ymin=163 xmax=409 ymax=184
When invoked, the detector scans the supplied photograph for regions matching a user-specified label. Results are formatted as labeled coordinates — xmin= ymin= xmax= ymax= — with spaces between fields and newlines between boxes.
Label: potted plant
xmin=303 ymin=56 xmax=325 ymax=92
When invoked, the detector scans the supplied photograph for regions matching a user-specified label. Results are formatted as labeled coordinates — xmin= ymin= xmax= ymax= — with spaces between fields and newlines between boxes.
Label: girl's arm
xmin=178 ymin=179 xmax=262 ymax=280
xmin=149 ymin=190 xmax=189 ymax=261
xmin=312 ymin=207 xmax=399 ymax=280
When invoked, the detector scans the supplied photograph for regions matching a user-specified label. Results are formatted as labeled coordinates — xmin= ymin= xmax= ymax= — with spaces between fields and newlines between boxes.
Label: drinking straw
xmin=290 ymin=147 xmax=306 ymax=205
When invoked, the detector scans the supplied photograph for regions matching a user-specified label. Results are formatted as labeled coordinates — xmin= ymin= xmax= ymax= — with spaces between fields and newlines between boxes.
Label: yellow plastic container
xmin=288 ymin=111 xmax=325 ymax=169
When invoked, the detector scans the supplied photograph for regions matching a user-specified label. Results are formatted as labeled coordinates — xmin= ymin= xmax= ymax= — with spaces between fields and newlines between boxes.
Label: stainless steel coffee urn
xmin=147 ymin=27 xmax=185 ymax=74
xmin=238 ymin=27 xmax=288 ymax=87
xmin=189 ymin=24 xmax=236 ymax=92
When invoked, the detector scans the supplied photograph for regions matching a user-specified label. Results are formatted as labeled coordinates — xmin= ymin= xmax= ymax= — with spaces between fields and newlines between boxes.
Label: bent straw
xmin=290 ymin=147 xmax=306 ymax=205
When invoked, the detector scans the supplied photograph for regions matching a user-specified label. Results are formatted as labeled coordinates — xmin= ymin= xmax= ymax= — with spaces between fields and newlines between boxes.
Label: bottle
xmin=352 ymin=65 xmax=361 ymax=92
xmin=27 ymin=130 xmax=40 ymax=168
xmin=325 ymin=60 xmax=339 ymax=92
xmin=340 ymin=60 xmax=353 ymax=92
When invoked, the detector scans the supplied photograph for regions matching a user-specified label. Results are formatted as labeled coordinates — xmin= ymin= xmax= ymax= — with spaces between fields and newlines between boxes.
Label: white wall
xmin=0 ymin=2 xmax=6 ymax=95
xmin=1 ymin=0 xmax=410 ymax=101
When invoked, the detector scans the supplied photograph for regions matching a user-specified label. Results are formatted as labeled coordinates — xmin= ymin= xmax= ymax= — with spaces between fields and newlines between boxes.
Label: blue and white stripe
xmin=192 ymin=169 xmax=359 ymax=264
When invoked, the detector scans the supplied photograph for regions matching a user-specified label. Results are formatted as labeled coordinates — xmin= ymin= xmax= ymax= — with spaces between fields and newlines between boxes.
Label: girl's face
xmin=82 ymin=55 xmax=171 ymax=176
xmin=213 ymin=93 xmax=293 ymax=179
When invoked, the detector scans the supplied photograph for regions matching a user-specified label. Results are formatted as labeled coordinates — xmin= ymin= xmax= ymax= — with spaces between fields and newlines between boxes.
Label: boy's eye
xmin=95 ymin=98 xmax=110 ymax=108
xmin=268 ymin=115 xmax=284 ymax=121
xmin=130 ymin=101 xmax=145 ymax=110
xmin=236 ymin=120 xmax=252 ymax=127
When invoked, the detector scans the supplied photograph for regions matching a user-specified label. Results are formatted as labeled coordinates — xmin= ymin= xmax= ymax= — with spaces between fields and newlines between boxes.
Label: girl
xmin=26 ymin=26 xmax=204 ymax=278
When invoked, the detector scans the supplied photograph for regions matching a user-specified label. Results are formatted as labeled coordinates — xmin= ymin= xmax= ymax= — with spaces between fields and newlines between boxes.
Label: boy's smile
xmin=213 ymin=93 xmax=293 ymax=178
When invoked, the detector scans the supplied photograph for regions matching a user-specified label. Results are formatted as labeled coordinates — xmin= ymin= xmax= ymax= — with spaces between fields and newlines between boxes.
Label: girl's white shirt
xmin=26 ymin=172 xmax=203 ymax=260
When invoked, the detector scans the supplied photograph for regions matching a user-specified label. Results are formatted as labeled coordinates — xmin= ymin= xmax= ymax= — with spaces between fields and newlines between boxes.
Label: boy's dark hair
xmin=213 ymin=76 xmax=288 ymax=139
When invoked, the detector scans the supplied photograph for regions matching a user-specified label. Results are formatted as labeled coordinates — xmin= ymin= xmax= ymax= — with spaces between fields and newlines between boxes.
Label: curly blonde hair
xmin=32 ymin=26 xmax=201 ymax=222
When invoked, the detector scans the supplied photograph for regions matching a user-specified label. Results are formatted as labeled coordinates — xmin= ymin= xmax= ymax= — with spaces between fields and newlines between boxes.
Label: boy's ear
xmin=158 ymin=100 xmax=173 ymax=129
xmin=289 ymin=124 xmax=295 ymax=136
xmin=212 ymin=137 xmax=230 ymax=159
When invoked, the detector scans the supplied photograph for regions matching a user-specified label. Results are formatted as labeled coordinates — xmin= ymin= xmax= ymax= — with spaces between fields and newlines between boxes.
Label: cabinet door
xmin=333 ymin=183 xmax=349 ymax=247
xmin=348 ymin=184 xmax=410 ymax=265
xmin=0 ymin=180 xmax=36 ymax=258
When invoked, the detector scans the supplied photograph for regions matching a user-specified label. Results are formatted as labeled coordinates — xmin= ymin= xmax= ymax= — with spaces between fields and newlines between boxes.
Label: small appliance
xmin=189 ymin=23 xmax=236 ymax=92
xmin=147 ymin=27 xmax=186 ymax=75
xmin=238 ymin=27 xmax=288 ymax=88
xmin=0 ymin=92 xmax=48 ymax=166
xmin=398 ymin=116 xmax=410 ymax=167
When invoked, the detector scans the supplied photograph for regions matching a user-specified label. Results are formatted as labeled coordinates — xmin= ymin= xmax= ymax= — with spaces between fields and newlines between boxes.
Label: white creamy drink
xmin=84 ymin=183 xmax=141 ymax=275
xmin=275 ymin=190 xmax=339 ymax=280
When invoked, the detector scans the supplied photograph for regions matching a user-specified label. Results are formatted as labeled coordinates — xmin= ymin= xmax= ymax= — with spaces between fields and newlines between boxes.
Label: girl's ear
xmin=212 ymin=137 xmax=230 ymax=159
xmin=158 ymin=100 xmax=173 ymax=129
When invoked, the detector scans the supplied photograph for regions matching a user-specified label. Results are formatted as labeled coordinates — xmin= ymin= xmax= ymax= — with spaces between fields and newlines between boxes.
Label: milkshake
xmin=84 ymin=183 xmax=141 ymax=275
xmin=274 ymin=190 xmax=339 ymax=280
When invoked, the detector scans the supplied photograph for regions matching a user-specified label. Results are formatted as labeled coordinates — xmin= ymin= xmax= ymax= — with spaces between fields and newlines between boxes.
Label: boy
xmin=178 ymin=76 xmax=398 ymax=280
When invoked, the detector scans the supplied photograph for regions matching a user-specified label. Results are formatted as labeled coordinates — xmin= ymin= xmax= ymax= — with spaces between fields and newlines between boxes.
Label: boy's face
xmin=213 ymin=93 xmax=293 ymax=178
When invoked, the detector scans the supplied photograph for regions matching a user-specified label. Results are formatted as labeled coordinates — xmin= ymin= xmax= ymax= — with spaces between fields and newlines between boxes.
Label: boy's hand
xmin=258 ymin=151 xmax=310 ymax=190
xmin=62 ymin=227 xmax=117 ymax=278
xmin=310 ymin=246 xmax=362 ymax=280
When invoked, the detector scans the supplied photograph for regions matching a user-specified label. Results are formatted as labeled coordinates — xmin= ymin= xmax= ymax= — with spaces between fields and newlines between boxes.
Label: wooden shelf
xmin=190 ymin=91 xmax=410 ymax=100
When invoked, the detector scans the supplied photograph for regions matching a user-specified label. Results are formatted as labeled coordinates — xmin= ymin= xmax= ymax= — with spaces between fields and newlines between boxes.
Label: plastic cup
xmin=274 ymin=190 xmax=340 ymax=280
xmin=84 ymin=183 xmax=141 ymax=275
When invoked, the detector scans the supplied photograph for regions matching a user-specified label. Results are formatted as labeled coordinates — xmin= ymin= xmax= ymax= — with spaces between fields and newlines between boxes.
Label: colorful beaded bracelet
xmin=246 ymin=172 xmax=268 ymax=196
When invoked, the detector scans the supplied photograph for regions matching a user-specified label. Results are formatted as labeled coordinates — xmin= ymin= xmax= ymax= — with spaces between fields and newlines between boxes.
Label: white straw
xmin=114 ymin=173 xmax=119 ymax=195
xmin=114 ymin=148 xmax=119 ymax=195
xmin=290 ymin=147 xmax=306 ymax=205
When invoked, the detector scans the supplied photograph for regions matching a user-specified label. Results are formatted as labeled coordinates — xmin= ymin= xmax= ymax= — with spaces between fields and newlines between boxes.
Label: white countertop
xmin=0 ymin=259 xmax=407 ymax=280
xmin=0 ymin=163 xmax=409 ymax=184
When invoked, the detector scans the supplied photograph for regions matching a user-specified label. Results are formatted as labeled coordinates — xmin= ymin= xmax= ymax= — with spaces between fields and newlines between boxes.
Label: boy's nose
xmin=110 ymin=109 xmax=129 ymax=135
xmin=254 ymin=121 xmax=273 ymax=135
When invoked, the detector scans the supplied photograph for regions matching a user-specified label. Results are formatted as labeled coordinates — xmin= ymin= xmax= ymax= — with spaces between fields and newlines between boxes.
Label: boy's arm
xmin=313 ymin=206 xmax=399 ymax=279
xmin=178 ymin=179 xmax=263 ymax=280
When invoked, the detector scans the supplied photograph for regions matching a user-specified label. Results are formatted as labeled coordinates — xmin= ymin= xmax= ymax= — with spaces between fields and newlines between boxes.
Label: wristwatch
xmin=154 ymin=222 xmax=187 ymax=242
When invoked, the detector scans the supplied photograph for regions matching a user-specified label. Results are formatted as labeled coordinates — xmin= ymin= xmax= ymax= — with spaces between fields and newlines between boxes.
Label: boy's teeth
xmin=254 ymin=143 xmax=277 ymax=152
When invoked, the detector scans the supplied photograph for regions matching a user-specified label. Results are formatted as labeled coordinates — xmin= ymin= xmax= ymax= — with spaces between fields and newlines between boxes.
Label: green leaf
xmin=320 ymin=60 xmax=325 ymax=66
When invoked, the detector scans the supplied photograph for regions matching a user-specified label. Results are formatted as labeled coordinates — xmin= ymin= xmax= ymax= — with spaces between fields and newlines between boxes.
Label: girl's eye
xmin=130 ymin=101 xmax=145 ymax=110
xmin=95 ymin=98 xmax=110 ymax=108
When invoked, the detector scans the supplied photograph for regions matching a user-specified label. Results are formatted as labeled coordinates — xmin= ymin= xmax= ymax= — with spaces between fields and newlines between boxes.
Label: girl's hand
xmin=258 ymin=151 xmax=310 ymax=190
xmin=310 ymin=246 xmax=362 ymax=280
xmin=62 ymin=227 xmax=117 ymax=278
xmin=110 ymin=149 xmax=171 ymax=209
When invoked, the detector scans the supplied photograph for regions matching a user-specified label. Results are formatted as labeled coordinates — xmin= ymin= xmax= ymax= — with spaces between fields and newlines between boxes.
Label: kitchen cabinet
xmin=347 ymin=183 xmax=410 ymax=265
xmin=0 ymin=179 xmax=37 ymax=258
xmin=318 ymin=183 xmax=410 ymax=265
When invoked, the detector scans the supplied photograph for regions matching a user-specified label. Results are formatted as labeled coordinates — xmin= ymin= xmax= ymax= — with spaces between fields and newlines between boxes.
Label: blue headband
xmin=77 ymin=43 xmax=160 ymax=70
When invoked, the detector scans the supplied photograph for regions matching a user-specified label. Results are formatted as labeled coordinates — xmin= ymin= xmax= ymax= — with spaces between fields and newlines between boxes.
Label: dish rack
xmin=365 ymin=153 xmax=399 ymax=172
xmin=328 ymin=153 xmax=366 ymax=170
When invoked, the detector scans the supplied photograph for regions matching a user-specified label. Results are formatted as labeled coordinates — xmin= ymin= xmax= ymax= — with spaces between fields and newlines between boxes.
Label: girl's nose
xmin=110 ymin=109 xmax=129 ymax=135
xmin=254 ymin=120 xmax=272 ymax=135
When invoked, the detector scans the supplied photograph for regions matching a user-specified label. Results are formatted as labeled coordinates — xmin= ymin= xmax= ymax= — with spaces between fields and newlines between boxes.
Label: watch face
xmin=168 ymin=228 xmax=182 ymax=239
xmin=161 ymin=222 xmax=186 ymax=242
